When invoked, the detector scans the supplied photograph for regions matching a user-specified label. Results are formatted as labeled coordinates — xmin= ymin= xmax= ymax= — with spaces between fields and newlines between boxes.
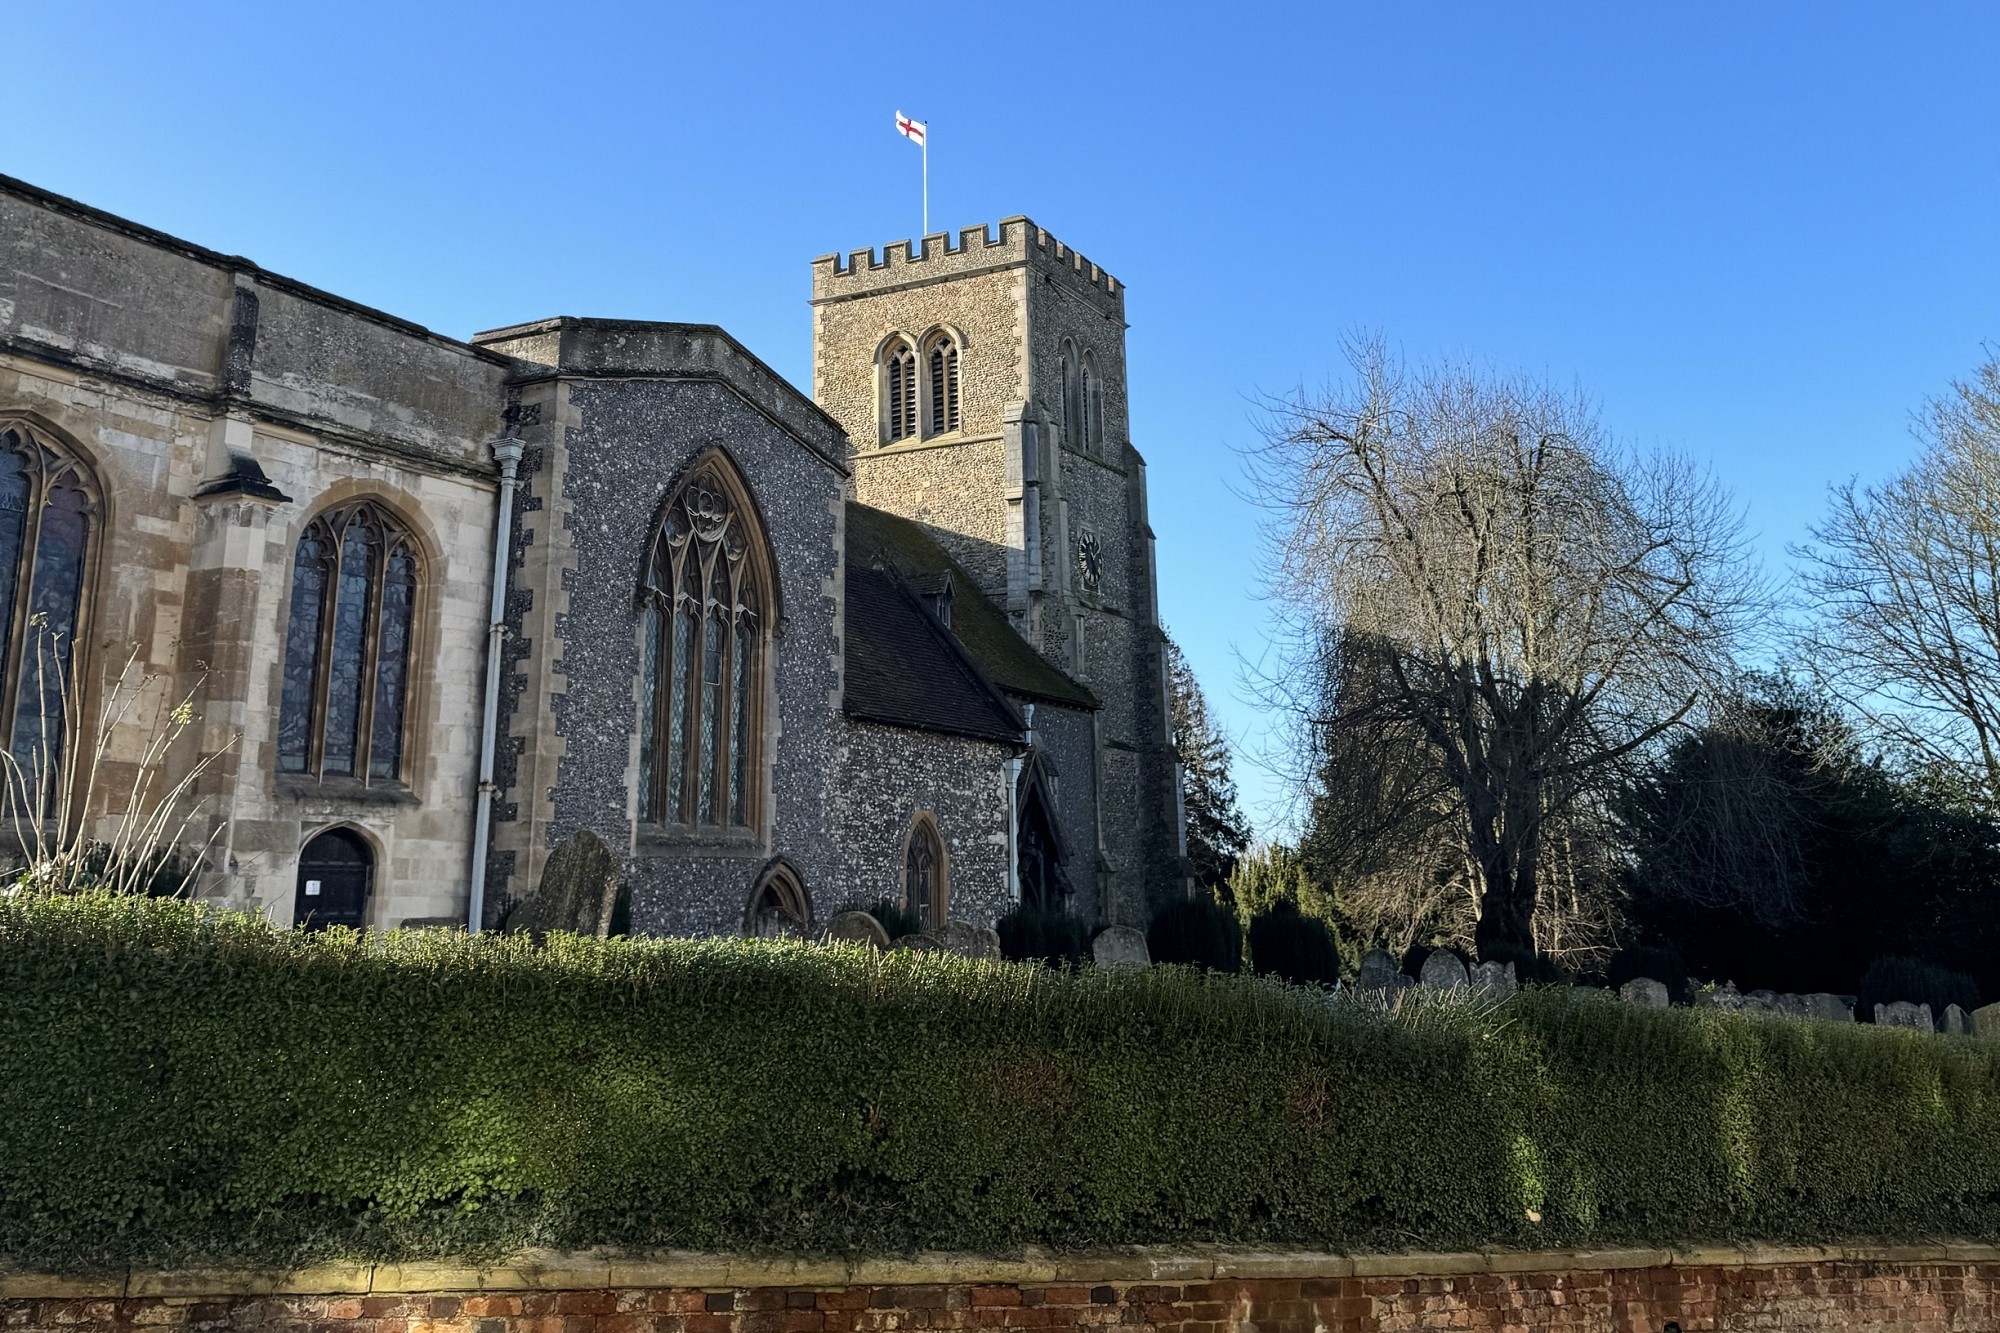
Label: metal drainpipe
xmin=467 ymin=436 xmax=524 ymax=934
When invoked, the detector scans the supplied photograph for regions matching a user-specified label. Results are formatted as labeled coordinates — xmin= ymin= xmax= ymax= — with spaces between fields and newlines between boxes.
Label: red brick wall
xmin=6 ymin=1261 xmax=1997 ymax=1332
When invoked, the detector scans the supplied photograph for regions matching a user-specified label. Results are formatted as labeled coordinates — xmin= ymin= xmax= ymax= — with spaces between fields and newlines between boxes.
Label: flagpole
xmin=922 ymin=130 xmax=929 ymax=237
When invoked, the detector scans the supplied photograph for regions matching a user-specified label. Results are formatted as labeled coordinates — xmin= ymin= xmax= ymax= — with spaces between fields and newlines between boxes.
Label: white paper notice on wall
xmin=305 ymin=880 xmax=321 ymax=896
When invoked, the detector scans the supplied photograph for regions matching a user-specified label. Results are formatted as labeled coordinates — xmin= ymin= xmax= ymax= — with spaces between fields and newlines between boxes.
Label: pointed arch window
xmin=0 ymin=422 xmax=99 ymax=803
xmin=1082 ymin=352 xmax=1104 ymax=453
xmin=1079 ymin=357 xmax=1095 ymax=451
xmin=883 ymin=340 xmax=919 ymax=443
xmin=277 ymin=502 xmax=419 ymax=782
xmin=926 ymin=336 xmax=960 ymax=435
xmin=902 ymin=812 xmax=948 ymax=932
xmin=745 ymin=860 xmax=812 ymax=937
xmin=1059 ymin=342 xmax=1079 ymax=446
xmin=640 ymin=456 xmax=771 ymax=832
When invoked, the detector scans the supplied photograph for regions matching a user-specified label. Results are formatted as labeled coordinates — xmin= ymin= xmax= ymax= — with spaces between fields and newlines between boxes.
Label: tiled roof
xmin=845 ymin=503 xmax=1098 ymax=711
xmin=843 ymin=563 xmax=1025 ymax=744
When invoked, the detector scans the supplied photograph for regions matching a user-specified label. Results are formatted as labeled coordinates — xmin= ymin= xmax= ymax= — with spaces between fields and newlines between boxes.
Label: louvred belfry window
xmin=0 ymin=422 xmax=99 ymax=804
xmin=885 ymin=342 xmax=918 ymax=442
xmin=927 ymin=339 xmax=960 ymax=434
xmin=640 ymin=456 xmax=770 ymax=831
xmin=277 ymin=502 xmax=419 ymax=782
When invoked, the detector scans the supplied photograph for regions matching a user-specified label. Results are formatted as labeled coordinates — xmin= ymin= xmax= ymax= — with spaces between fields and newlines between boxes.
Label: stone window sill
xmin=635 ymin=825 xmax=766 ymax=858
xmin=275 ymin=774 xmax=421 ymax=807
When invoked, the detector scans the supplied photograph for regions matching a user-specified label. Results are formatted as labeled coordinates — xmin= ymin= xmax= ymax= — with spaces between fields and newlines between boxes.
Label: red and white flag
xmin=895 ymin=111 xmax=927 ymax=147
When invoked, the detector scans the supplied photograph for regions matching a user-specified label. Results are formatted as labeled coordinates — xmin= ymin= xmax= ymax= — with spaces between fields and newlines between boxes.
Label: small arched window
xmin=883 ymin=340 xmax=919 ymax=443
xmin=745 ymin=860 xmax=812 ymax=937
xmin=640 ymin=454 xmax=771 ymax=831
xmin=902 ymin=812 xmax=948 ymax=932
xmin=1059 ymin=343 xmax=1079 ymax=446
xmin=277 ymin=501 xmax=420 ymax=782
xmin=0 ymin=422 xmax=99 ymax=797
xmin=926 ymin=336 xmax=960 ymax=435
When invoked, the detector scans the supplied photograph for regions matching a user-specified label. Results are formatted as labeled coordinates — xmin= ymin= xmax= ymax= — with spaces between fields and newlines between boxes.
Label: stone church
xmin=0 ymin=175 xmax=1185 ymax=938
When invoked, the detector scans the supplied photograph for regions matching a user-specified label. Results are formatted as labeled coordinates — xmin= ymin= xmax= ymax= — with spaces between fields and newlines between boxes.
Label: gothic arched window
xmin=745 ymin=860 xmax=811 ymax=937
xmin=902 ymin=812 xmax=947 ymax=932
xmin=884 ymin=340 xmax=919 ymax=443
xmin=1059 ymin=342 xmax=1079 ymax=446
xmin=640 ymin=455 xmax=771 ymax=832
xmin=0 ymin=422 xmax=99 ymax=796
xmin=926 ymin=336 xmax=960 ymax=435
xmin=1079 ymin=356 xmax=1095 ymax=451
xmin=277 ymin=502 xmax=420 ymax=782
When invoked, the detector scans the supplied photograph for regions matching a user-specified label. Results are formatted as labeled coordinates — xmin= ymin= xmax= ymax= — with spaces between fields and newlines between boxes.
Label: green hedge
xmin=5 ymin=892 xmax=2000 ymax=1272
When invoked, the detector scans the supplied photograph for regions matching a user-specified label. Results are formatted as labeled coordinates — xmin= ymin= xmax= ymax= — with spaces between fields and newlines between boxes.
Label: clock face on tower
xmin=1077 ymin=529 xmax=1104 ymax=593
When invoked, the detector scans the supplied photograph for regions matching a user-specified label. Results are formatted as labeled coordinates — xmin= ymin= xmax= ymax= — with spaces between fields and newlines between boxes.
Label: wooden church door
xmin=295 ymin=828 xmax=373 ymax=931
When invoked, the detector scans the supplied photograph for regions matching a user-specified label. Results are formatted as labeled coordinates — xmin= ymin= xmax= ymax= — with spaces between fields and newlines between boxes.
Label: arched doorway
xmin=744 ymin=860 xmax=812 ymax=938
xmin=295 ymin=827 xmax=373 ymax=931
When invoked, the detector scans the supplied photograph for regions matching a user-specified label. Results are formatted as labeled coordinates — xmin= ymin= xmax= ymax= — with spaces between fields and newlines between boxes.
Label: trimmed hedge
xmin=6 ymin=893 xmax=2000 ymax=1272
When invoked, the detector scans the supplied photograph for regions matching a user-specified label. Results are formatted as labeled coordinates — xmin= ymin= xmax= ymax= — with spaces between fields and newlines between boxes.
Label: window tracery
xmin=640 ymin=455 xmax=770 ymax=832
xmin=277 ymin=501 xmax=419 ymax=782
xmin=902 ymin=811 xmax=947 ymax=932
xmin=926 ymin=335 xmax=960 ymax=435
xmin=745 ymin=860 xmax=811 ymax=937
xmin=0 ymin=422 xmax=98 ymax=800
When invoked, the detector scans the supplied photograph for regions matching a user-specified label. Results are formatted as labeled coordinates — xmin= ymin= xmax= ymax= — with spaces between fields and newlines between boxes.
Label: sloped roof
xmin=843 ymin=564 xmax=1025 ymax=744
xmin=845 ymin=503 xmax=1099 ymax=710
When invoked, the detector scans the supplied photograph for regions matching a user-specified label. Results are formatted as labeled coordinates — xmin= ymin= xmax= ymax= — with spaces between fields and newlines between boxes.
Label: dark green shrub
xmin=1858 ymin=955 xmax=1980 ymax=1023
xmin=1146 ymin=894 xmax=1242 ymax=972
xmin=864 ymin=896 xmax=922 ymax=940
xmin=1606 ymin=944 xmax=1690 ymax=1004
xmin=1248 ymin=900 xmax=1342 ymax=986
xmin=995 ymin=904 xmax=1089 ymax=968
xmin=9 ymin=893 xmax=2000 ymax=1272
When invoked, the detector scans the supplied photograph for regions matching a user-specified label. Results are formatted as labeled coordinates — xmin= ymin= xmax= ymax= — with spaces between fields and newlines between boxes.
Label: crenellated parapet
xmin=811 ymin=217 xmax=1123 ymax=316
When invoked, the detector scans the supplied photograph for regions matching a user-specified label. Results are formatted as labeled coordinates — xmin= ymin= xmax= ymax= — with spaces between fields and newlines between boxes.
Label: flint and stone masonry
xmin=0 ymin=175 xmax=1183 ymax=937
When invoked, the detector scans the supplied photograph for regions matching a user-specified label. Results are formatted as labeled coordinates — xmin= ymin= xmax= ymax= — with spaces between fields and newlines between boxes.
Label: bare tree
xmin=1798 ymin=350 xmax=2000 ymax=805
xmin=1251 ymin=335 xmax=1755 ymax=956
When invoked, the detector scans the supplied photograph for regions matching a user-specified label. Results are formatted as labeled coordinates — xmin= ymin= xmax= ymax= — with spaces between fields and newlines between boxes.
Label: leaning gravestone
xmin=1875 ymin=1000 xmax=1933 ymax=1032
xmin=1419 ymin=950 xmax=1469 ymax=991
xmin=939 ymin=919 xmax=1001 ymax=959
xmin=1471 ymin=960 xmax=1517 ymax=996
xmin=1975 ymin=1001 xmax=2000 ymax=1040
xmin=504 ymin=829 xmax=621 ymax=938
xmin=1356 ymin=948 xmax=1400 ymax=991
xmin=1091 ymin=925 xmax=1150 ymax=968
xmin=824 ymin=910 xmax=890 ymax=950
xmin=1620 ymin=977 xmax=1670 ymax=1009
xmin=1943 ymin=1003 xmax=1970 ymax=1035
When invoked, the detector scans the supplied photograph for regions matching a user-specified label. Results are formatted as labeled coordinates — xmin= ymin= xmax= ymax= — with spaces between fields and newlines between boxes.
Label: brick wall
xmin=9 ymin=1248 xmax=1999 ymax=1332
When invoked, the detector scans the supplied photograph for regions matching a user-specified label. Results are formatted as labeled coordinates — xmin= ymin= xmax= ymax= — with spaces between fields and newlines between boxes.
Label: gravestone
xmin=1975 ymin=1001 xmax=2000 ymax=1039
xmin=504 ymin=829 xmax=621 ymax=938
xmin=1799 ymin=993 xmax=1854 ymax=1023
xmin=1875 ymin=1000 xmax=1933 ymax=1032
xmin=1356 ymin=948 xmax=1400 ymax=991
xmin=1419 ymin=950 xmax=1469 ymax=991
xmin=1741 ymin=989 xmax=1782 ymax=1014
xmin=824 ymin=910 xmax=889 ymax=950
xmin=1943 ymin=1003 xmax=1970 ymax=1035
xmin=1091 ymin=925 xmax=1150 ymax=968
xmin=1620 ymin=977 xmax=1670 ymax=1009
xmin=1471 ymin=960 xmax=1517 ymax=996
xmin=939 ymin=919 xmax=1001 ymax=960
xmin=891 ymin=932 xmax=944 ymax=953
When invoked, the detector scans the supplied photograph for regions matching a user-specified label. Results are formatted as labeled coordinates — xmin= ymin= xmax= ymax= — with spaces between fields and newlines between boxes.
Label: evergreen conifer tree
xmin=1165 ymin=633 xmax=1251 ymax=891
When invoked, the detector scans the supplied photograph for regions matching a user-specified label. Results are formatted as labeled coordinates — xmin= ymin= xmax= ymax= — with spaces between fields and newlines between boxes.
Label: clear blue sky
xmin=6 ymin=2 xmax=1997 ymax=836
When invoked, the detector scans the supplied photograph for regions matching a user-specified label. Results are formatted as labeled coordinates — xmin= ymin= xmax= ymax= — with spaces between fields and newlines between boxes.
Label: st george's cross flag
xmin=895 ymin=111 xmax=927 ymax=147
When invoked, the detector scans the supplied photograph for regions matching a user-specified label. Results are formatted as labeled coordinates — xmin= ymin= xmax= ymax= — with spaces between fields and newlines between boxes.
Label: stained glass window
xmin=639 ymin=455 xmax=768 ymax=831
xmin=276 ymin=503 xmax=420 ymax=783
xmin=0 ymin=425 xmax=99 ymax=809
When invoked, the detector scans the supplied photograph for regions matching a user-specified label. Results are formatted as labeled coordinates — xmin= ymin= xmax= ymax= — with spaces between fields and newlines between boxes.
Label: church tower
xmin=811 ymin=219 xmax=1185 ymax=925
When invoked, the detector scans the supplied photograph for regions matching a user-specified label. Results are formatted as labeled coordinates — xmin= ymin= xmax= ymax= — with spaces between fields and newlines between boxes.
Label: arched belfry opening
xmin=294 ymin=827 xmax=373 ymax=931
